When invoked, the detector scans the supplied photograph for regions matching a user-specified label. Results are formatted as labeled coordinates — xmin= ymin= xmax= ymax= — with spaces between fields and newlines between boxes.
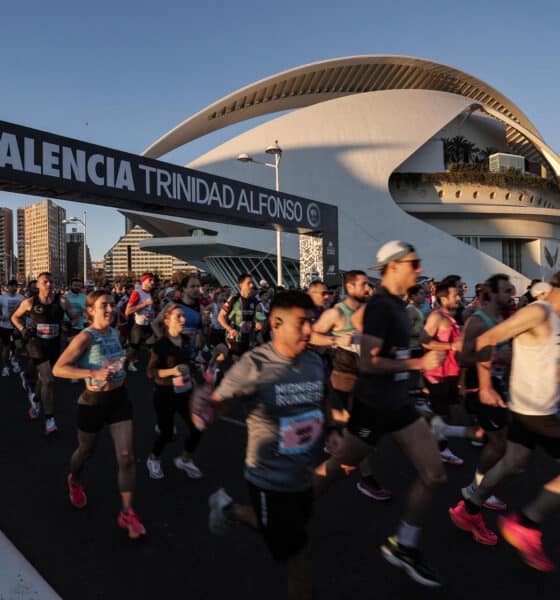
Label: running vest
xmin=224 ymin=295 xmax=258 ymax=341
xmin=132 ymin=289 xmax=154 ymax=326
xmin=78 ymin=327 xmax=125 ymax=388
xmin=509 ymin=301 xmax=560 ymax=416
xmin=30 ymin=294 xmax=65 ymax=340
xmin=177 ymin=300 xmax=201 ymax=359
xmin=332 ymin=301 xmax=361 ymax=373
xmin=423 ymin=309 xmax=460 ymax=383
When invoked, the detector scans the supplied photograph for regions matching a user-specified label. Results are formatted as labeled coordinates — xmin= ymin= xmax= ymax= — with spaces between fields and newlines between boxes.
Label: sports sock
xmin=397 ymin=521 xmax=421 ymax=548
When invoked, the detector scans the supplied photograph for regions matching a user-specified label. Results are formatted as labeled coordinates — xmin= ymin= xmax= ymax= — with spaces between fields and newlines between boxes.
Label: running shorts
xmin=26 ymin=337 xmax=61 ymax=366
xmin=465 ymin=378 xmax=509 ymax=432
xmin=76 ymin=386 xmax=133 ymax=433
xmin=425 ymin=375 xmax=460 ymax=416
xmin=347 ymin=398 xmax=421 ymax=446
xmin=129 ymin=324 xmax=153 ymax=350
xmin=247 ymin=481 xmax=313 ymax=561
xmin=507 ymin=411 xmax=560 ymax=459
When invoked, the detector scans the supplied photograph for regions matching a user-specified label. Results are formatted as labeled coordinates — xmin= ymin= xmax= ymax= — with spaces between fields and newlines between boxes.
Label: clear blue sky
xmin=1 ymin=0 xmax=559 ymax=260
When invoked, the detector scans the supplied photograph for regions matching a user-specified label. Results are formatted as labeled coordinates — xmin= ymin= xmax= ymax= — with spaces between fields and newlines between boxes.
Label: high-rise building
xmin=0 ymin=207 xmax=14 ymax=282
xmin=17 ymin=199 xmax=66 ymax=284
xmin=104 ymin=225 xmax=191 ymax=280
xmin=66 ymin=227 xmax=92 ymax=284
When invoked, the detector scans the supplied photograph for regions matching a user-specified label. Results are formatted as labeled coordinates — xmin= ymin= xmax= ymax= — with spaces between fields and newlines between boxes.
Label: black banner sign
xmin=0 ymin=120 xmax=339 ymax=282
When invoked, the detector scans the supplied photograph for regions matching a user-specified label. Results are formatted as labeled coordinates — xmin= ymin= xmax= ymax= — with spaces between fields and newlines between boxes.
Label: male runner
xmin=312 ymin=270 xmax=391 ymax=501
xmin=314 ymin=241 xmax=446 ymax=587
xmin=454 ymin=274 xmax=514 ymax=514
xmin=218 ymin=273 xmax=258 ymax=359
xmin=0 ymin=279 xmax=24 ymax=376
xmin=11 ymin=272 xmax=76 ymax=434
xmin=449 ymin=273 xmax=560 ymax=571
xmin=193 ymin=291 xmax=324 ymax=600
xmin=125 ymin=273 xmax=156 ymax=371
xmin=422 ymin=281 xmax=477 ymax=465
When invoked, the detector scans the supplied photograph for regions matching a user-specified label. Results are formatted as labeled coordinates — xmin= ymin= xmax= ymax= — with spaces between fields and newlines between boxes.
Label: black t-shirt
xmin=353 ymin=287 xmax=411 ymax=409
xmin=148 ymin=335 xmax=203 ymax=385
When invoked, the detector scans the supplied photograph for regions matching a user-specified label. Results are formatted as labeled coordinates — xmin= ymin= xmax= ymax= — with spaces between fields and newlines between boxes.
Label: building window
xmin=456 ymin=235 xmax=480 ymax=249
xmin=473 ymin=191 xmax=478 ymax=199
xmin=502 ymin=239 xmax=522 ymax=272
xmin=505 ymin=192 xmax=510 ymax=200
xmin=438 ymin=190 xmax=443 ymax=198
xmin=489 ymin=191 xmax=495 ymax=199
xmin=455 ymin=190 xmax=461 ymax=198
xmin=519 ymin=194 xmax=523 ymax=202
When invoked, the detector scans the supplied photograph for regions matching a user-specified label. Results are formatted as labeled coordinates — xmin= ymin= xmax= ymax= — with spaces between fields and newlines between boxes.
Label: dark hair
xmin=551 ymin=273 xmax=560 ymax=288
xmin=474 ymin=283 xmax=484 ymax=298
xmin=270 ymin=291 xmax=314 ymax=314
xmin=71 ymin=277 xmax=83 ymax=284
xmin=37 ymin=272 xmax=52 ymax=280
xmin=440 ymin=274 xmax=461 ymax=287
xmin=237 ymin=272 xmax=252 ymax=286
xmin=308 ymin=280 xmax=325 ymax=291
xmin=485 ymin=274 xmax=510 ymax=294
xmin=180 ymin=273 xmax=199 ymax=290
xmin=343 ymin=270 xmax=367 ymax=292
xmin=7 ymin=279 xmax=18 ymax=286
xmin=407 ymin=284 xmax=423 ymax=298
xmin=435 ymin=281 xmax=457 ymax=300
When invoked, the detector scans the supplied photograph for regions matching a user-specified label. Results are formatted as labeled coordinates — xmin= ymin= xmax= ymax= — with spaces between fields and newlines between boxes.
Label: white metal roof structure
xmin=127 ymin=56 xmax=560 ymax=290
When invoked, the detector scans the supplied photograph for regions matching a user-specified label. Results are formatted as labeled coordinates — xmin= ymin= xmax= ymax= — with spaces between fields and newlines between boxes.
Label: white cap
xmin=531 ymin=281 xmax=552 ymax=298
xmin=259 ymin=279 xmax=269 ymax=287
xmin=369 ymin=240 xmax=415 ymax=270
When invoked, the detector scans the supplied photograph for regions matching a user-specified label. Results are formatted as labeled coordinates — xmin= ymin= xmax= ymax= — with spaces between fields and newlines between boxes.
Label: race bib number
xmin=36 ymin=323 xmax=60 ymax=339
xmin=278 ymin=409 xmax=324 ymax=455
xmin=172 ymin=374 xmax=192 ymax=394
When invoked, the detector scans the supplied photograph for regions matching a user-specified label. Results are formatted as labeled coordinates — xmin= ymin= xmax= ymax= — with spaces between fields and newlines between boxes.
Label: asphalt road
xmin=2 ymin=366 xmax=560 ymax=600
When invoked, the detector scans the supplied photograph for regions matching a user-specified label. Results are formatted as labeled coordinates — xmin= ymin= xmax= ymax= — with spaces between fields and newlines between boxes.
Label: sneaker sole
xmin=118 ymin=518 xmax=146 ymax=540
xmin=380 ymin=545 xmax=442 ymax=588
xmin=483 ymin=502 xmax=507 ymax=511
xmin=356 ymin=482 xmax=392 ymax=501
xmin=175 ymin=463 xmax=202 ymax=479
xmin=448 ymin=509 xmax=497 ymax=545
xmin=498 ymin=521 xmax=554 ymax=572
xmin=69 ymin=494 xmax=87 ymax=509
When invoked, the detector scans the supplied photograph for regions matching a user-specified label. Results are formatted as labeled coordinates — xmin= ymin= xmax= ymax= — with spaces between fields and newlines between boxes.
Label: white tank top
xmin=509 ymin=301 xmax=560 ymax=416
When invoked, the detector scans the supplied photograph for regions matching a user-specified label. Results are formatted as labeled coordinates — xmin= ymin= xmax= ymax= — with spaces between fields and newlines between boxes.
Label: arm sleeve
xmin=214 ymin=352 xmax=258 ymax=401
xmin=362 ymin=298 xmax=391 ymax=340
xmin=127 ymin=291 xmax=140 ymax=306
xmin=221 ymin=295 xmax=236 ymax=316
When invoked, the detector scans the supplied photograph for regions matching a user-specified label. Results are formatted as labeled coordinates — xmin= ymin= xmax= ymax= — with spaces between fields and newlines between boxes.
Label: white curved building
xmin=124 ymin=55 xmax=560 ymax=291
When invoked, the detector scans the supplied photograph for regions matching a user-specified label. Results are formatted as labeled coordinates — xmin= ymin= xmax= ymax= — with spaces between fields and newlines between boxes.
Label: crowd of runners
xmin=1 ymin=241 xmax=560 ymax=598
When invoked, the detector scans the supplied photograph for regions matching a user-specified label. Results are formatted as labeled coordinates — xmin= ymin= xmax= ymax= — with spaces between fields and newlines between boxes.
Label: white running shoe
xmin=440 ymin=447 xmax=463 ymax=465
xmin=462 ymin=484 xmax=507 ymax=511
xmin=2 ymin=367 xmax=9 ymax=377
xmin=146 ymin=457 xmax=164 ymax=479
xmin=208 ymin=488 xmax=234 ymax=535
xmin=127 ymin=363 xmax=138 ymax=373
xmin=11 ymin=361 xmax=21 ymax=374
xmin=174 ymin=456 xmax=203 ymax=479
xmin=20 ymin=371 xmax=28 ymax=391
xmin=45 ymin=417 xmax=58 ymax=435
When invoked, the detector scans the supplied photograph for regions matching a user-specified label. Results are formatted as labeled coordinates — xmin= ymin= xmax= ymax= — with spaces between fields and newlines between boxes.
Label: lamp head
xmin=237 ymin=153 xmax=253 ymax=163
xmin=265 ymin=141 xmax=282 ymax=156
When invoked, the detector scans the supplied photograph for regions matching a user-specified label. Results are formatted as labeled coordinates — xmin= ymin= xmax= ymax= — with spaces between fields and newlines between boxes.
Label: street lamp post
xmin=237 ymin=141 xmax=283 ymax=287
xmin=62 ymin=211 xmax=87 ymax=284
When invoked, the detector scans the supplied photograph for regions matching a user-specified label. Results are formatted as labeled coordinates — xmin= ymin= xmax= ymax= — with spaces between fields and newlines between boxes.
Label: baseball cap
xmin=530 ymin=281 xmax=552 ymax=298
xmin=369 ymin=241 xmax=415 ymax=270
xmin=141 ymin=273 xmax=154 ymax=283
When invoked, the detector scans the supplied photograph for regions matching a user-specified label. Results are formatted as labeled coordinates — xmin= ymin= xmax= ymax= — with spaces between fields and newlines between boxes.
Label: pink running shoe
xmin=67 ymin=474 xmax=87 ymax=509
xmin=449 ymin=500 xmax=498 ymax=545
xmin=357 ymin=479 xmax=392 ymax=501
xmin=498 ymin=513 xmax=555 ymax=572
xmin=118 ymin=508 xmax=147 ymax=540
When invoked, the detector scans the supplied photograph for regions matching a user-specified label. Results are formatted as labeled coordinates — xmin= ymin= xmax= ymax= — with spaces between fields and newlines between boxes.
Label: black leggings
xmin=151 ymin=386 xmax=203 ymax=457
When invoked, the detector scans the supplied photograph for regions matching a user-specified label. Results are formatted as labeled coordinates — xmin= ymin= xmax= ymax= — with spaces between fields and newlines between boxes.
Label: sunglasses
xmin=397 ymin=258 xmax=422 ymax=269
